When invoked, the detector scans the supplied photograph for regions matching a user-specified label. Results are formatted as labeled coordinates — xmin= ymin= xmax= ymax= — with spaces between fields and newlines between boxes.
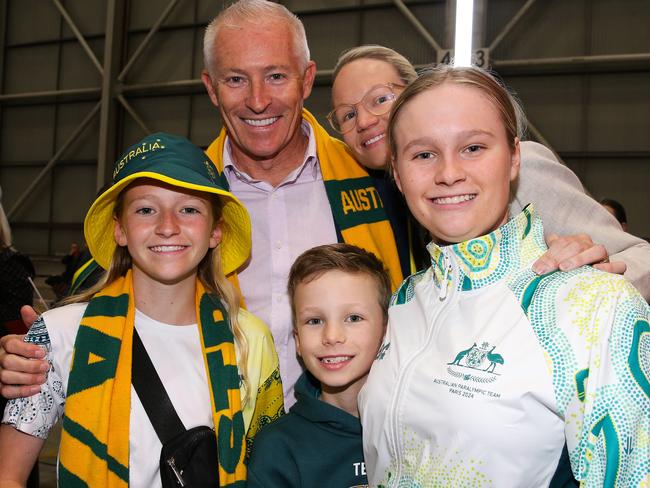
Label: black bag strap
xmin=132 ymin=328 xmax=186 ymax=444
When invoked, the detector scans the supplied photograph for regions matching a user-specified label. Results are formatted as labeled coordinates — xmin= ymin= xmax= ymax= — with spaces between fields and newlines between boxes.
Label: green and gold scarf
xmin=205 ymin=108 xmax=403 ymax=290
xmin=59 ymin=271 xmax=247 ymax=487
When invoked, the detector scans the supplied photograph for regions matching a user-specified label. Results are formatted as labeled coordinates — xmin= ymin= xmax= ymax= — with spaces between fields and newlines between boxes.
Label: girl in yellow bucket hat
xmin=0 ymin=133 xmax=284 ymax=488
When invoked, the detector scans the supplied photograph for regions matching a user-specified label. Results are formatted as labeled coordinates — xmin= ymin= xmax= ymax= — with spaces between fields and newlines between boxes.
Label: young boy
xmin=247 ymin=243 xmax=391 ymax=487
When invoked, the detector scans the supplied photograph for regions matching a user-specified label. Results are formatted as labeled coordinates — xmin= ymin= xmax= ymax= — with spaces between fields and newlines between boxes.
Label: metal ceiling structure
xmin=1 ymin=0 xmax=648 ymax=253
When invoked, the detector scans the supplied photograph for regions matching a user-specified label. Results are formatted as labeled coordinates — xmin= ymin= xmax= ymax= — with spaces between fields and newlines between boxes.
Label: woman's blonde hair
xmin=333 ymin=45 xmax=418 ymax=86
xmin=388 ymin=64 xmax=526 ymax=161
xmin=65 ymin=187 xmax=251 ymax=404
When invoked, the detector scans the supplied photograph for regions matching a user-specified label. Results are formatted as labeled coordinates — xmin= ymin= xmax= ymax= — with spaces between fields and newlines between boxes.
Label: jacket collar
xmin=426 ymin=205 xmax=546 ymax=292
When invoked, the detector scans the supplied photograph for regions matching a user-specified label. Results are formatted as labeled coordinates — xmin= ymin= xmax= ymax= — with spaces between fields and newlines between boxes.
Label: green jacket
xmin=247 ymin=372 xmax=367 ymax=487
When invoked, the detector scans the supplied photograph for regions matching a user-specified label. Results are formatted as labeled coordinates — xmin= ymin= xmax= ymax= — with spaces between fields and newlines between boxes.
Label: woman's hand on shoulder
xmin=533 ymin=233 xmax=626 ymax=275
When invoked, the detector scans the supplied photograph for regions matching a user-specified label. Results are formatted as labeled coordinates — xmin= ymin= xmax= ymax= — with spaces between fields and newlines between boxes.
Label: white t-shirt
xmin=3 ymin=303 xmax=214 ymax=488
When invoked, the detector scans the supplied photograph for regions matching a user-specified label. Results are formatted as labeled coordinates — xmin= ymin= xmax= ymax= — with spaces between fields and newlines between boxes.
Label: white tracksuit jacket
xmin=359 ymin=207 xmax=650 ymax=487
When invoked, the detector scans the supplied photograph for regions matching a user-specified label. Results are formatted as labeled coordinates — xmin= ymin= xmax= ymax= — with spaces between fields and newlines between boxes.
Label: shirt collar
xmin=222 ymin=120 xmax=320 ymax=185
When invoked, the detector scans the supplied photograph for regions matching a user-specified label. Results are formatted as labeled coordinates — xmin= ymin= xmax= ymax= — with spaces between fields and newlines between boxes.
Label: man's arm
xmin=513 ymin=141 xmax=650 ymax=300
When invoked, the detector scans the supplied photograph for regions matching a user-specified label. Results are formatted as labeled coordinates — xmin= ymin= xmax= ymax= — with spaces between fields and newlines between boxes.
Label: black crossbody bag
xmin=132 ymin=330 xmax=219 ymax=487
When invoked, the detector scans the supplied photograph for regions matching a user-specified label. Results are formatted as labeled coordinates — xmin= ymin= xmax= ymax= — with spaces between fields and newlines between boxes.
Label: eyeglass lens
xmin=334 ymin=85 xmax=397 ymax=133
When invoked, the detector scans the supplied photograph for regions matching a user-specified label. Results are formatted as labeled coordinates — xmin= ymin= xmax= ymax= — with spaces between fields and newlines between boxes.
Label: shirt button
xmin=275 ymin=241 xmax=282 ymax=249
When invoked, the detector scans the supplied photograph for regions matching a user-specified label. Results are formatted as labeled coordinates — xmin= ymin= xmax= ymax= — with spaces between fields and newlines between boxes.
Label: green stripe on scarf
xmin=195 ymin=292 xmax=247 ymax=481
xmin=205 ymin=108 xmax=404 ymax=291
xmin=60 ymin=271 xmax=247 ymax=486
xmin=62 ymin=416 xmax=129 ymax=482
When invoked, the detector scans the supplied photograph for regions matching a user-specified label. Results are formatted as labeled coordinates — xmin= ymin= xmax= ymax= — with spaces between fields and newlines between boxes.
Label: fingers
xmin=534 ymin=233 xmax=605 ymax=274
xmin=0 ymin=347 xmax=48 ymax=374
xmin=593 ymin=260 xmax=627 ymax=275
xmin=544 ymin=233 xmax=560 ymax=245
xmin=0 ymin=335 xmax=45 ymax=360
xmin=0 ymin=382 xmax=43 ymax=399
xmin=532 ymin=252 xmax=560 ymax=275
xmin=0 ymin=335 xmax=48 ymax=399
xmin=20 ymin=305 xmax=39 ymax=328
xmin=557 ymin=243 xmax=608 ymax=272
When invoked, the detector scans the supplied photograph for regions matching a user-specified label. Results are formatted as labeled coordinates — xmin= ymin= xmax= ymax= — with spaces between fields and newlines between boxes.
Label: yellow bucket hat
xmin=84 ymin=132 xmax=251 ymax=276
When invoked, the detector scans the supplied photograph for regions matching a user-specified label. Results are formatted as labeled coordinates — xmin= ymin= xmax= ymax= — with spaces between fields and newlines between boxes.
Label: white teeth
xmin=243 ymin=117 xmax=278 ymax=127
xmin=433 ymin=194 xmax=475 ymax=204
xmin=363 ymin=133 xmax=385 ymax=147
xmin=150 ymin=245 xmax=185 ymax=252
xmin=321 ymin=356 xmax=352 ymax=364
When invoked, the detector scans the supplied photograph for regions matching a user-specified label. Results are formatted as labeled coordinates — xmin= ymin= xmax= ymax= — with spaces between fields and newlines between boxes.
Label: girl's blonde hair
xmin=65 ymin=188 xmax=251 ymax=404
xmin=388 ymin=64 xmax=526 ymax=162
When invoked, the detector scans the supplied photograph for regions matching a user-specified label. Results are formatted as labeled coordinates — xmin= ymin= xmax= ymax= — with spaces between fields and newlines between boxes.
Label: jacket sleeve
xmin=561 ymin=274 xmax=650 ymax=486
xmin=511 ymin=141 xmax=650 ymax=300
xmin=2 ymin=316 xmax=65 ymax=438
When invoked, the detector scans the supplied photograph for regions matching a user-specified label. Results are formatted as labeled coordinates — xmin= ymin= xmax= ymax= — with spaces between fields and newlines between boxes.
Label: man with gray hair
xmin=199 ymin=0 xmax=406 ymax=404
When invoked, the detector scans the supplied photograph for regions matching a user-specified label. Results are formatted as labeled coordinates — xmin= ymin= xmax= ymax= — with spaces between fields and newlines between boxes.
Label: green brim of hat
xmin=84 ymin=171 xmax=251 ymax=276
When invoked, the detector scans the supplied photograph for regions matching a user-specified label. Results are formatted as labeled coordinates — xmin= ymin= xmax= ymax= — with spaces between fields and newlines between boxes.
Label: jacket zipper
xmin=387 ymin=249 xmax=456 ymax=484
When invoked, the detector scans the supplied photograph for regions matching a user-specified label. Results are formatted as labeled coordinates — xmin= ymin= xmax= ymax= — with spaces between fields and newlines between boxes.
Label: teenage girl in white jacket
xmin=359 ymin=66 xmax=649 ymax=487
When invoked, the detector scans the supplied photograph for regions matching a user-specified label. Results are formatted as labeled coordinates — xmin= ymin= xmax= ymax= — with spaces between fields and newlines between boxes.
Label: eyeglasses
xmin=327 ymin=83 xmax=404 ymax=134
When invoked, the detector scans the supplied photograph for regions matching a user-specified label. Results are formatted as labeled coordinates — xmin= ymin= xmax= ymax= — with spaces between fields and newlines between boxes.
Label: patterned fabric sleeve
xmin=563 ymin=274 xmax=650 ymax=487
xmin=237 ymin=309 xmax=285 ymax=459
xmin=1 ymin=316 xmax=66 ymax=439
xmin=245 ymin=365 xmax=284 ymax=459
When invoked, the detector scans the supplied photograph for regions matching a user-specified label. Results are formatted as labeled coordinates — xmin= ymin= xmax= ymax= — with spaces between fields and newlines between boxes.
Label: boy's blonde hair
xmin=287 ymin=243 xmax=392 ymax=328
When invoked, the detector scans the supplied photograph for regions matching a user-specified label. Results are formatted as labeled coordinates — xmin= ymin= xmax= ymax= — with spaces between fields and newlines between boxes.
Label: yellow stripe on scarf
xmin=60 ymin=273 xmax=133 ymax=487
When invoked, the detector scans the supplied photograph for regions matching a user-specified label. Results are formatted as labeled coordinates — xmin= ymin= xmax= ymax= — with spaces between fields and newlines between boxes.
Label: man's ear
xmin=510 ymin=137 xmax=521 ymax=182
xmin=301 ymin=60 xmax=317 ymax=100
xmin=114 ymin=216 xmax=127 ymax=247
xmin=201 ymin=70 xmax=220 ymax=108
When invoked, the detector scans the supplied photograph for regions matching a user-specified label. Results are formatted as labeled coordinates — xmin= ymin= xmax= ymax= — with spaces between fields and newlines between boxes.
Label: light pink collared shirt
xmin=222 ymin=122 xmax=338 ymax=406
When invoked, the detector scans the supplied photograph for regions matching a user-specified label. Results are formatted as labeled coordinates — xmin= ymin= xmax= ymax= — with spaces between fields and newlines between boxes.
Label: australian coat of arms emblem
xmin=447 ymin=341 xmax=504 ymax=382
